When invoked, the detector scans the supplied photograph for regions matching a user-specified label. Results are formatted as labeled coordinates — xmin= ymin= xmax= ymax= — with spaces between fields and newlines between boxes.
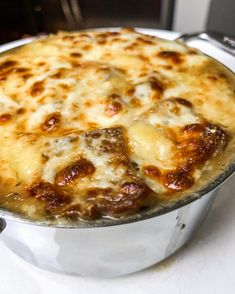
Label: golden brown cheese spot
xmin=109 ymin=93 xmax=121 ymax=100
xmin=97 ymin=39 xmax=107 ymax=45
xmin=30 ymin=81 xmax=45 ymax=97
xmin=70 ymin=52 xmax=82 ymax=58
xmin=103 ymin=53 xmax=112 ymax=59
xmin=179 ymin=123 xmax=228 ymax=165
xmin=217 ymin=72 xmax=227 ymax=79
xmin=111 ymin=37 xmax=123 ymax=43
xmin=0 ymin=113 xmax=12 ymax=123
xmin=16 ymin=108 xmax=26 ymax=115
xmin=124 ymin=42 xmax=139 ymax=51
xmin=14 ymin=67 xmax=29 ymax=74
xmin=70 ymin=61 xmax=81 ymax=68
xmin=62 ymin=35 xmax=75 ymax=41
xmin=136 ymin=37 xmax=155 ymax=45
xmin=144 ymin=164 xmax=194 ymax=193
xmin=42 ymin=153 xmax=49 ymax=163
xmin=84 ymin=100 xmax=92 ymax=107
xmin=163 ymin=65 xmax=173 ymax=70
xmin=149 ymin=76 xmax=164 ymax=93
xmin=174 ymin=97 xmax=192 ymax=108
xmin=22 ymin=74 xmax=32 ymax=80
xmin=0 ymin=69 xmax=15 ymax=80
xmin=137 ymin=54 xmax=150 ymax=63
xmin=87 ymin=122 xmax=99 ymax=130
xmin=41 ymin=113 xmax=61 ymax=132
xmin=104 ymin=101 xmax=122 ymax=117
xmin=60 ymin=83 xmax=72 ymax=91
xmin=28 ymin=181 xmax=70 ymax=210
xmin=10 ymin=93 xmax=18 ymax=100
xmin=55 ymin=158 xmax=96 ymax=187
xmin=107 ymin=32 xmax=119 ymax=37
xmin=144 ymin=165 xmax=161 ymax=178
xmin=79 ymin=33 xmax=90 ymax=38
xmin=188 ymin=49 xmax=198 ymax=55
xmin=0 ymin=60 xmax=18 ymax=72
xmin=81 ymin=44 xmax=92 ymax=51
xmin=77 ymin=113 xmax=86 ymax=121
xmin=162 ymin=168 xmax=194 ymax=192
xmin=130 ymin=98 xmax=141 ymax=107
xmin=126 ymin=88 xmax=135 ymax=96
xmin=183 ymin=123 xmax=204 ymax=133
xmin=96 ymin=65 xmax=111 ymax=77
xmin=207 ymin=75 xmax=218 ymax=82
xmin=37 ymin=62 xmax=46 ymax=66
xmin=164 ymin=127 xmax=178 ymax=143
xmin=51 ymin=70 xmax=64 ymax=79
xmin=158 ymin=51 xmax=182 ymax=64
xmin=0 ymin=67 xmax=29 ymax=80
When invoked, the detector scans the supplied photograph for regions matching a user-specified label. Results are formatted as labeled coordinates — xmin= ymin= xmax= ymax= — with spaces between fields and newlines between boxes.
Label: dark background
xmin=0 ymin=0 xmax=234 ymax=45
xmin=0 ymin=0 xmax=174 ymax=44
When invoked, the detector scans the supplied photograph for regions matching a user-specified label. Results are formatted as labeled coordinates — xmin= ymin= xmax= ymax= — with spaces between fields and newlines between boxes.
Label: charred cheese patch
xmin=0 ymin=28 xmax=234 ymax=224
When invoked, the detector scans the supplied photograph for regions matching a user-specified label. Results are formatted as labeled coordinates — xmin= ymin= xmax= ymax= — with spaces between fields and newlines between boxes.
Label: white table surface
xmin=0 ymin=29 xmax=235 ymax=294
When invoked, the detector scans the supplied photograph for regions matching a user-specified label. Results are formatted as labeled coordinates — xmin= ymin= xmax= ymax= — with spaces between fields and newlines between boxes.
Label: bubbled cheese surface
xmin=0 ymin=28 xmax=234 ymax=224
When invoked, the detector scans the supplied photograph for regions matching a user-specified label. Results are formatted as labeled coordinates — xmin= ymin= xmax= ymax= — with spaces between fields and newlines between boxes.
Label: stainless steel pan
xmin=0 ymin=29 xmax=234 ymax=278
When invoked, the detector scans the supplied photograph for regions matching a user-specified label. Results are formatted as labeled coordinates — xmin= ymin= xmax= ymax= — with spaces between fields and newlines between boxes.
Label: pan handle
xmin=0 ymin=218 xmax=6 ymax=233
xmin=176 ymin=31 xmax=235 ymax=57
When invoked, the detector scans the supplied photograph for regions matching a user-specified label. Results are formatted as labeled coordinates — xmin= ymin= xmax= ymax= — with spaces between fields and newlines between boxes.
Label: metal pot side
xmin=0 ymin=190 xmax=216 ymax=278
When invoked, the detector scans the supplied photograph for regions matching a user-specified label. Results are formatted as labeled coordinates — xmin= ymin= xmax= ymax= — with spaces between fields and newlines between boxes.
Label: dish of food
xmin=0 ymin=28 xmax=234 ymax=224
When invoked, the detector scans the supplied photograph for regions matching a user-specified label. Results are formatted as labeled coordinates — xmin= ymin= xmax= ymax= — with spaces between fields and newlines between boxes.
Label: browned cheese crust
xmin=0 ymin=28 xmax=234 ymax=224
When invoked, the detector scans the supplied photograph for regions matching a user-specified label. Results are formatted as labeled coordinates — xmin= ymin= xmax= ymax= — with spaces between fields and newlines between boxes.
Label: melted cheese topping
xmin=0 ymin=28 xmax=234 ymax=224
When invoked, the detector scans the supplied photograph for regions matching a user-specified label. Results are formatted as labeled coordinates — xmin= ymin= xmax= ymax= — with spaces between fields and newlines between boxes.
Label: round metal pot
xmin=0 ymin=28 xmax=234 ymax=278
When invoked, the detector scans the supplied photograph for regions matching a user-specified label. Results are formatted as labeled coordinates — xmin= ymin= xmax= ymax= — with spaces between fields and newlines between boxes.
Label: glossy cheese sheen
xmin=0 ymin=28 xmax=234 ymax=224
